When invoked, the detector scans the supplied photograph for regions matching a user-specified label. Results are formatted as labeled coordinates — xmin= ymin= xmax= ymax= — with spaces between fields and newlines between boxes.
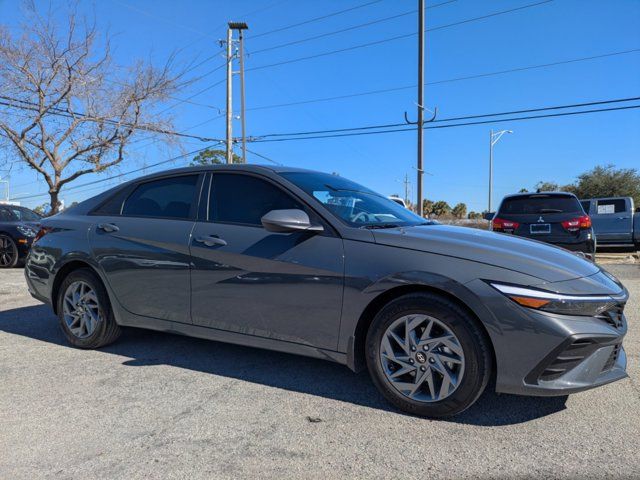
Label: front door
xmin=190 ymin=172 xmax=344 ymax=350
xmin=89 ymin=173 xmax=202 ymax=323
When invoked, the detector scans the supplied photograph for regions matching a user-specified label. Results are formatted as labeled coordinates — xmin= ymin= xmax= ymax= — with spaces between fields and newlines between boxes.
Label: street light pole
xmin=488 ymin=129 xmax=513 ymax=213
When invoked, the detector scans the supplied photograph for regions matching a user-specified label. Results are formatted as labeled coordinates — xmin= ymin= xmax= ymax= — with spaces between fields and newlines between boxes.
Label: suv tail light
xmin=492 ymin=217 xmax=520 ymax=233
xmin=33 ymin=226 xmax=53 ymax=244
xmin=561 ymin=215 xmax=591 ymax=232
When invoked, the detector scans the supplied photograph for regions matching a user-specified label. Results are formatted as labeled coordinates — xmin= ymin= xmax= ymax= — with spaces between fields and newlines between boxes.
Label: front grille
xmin=602 ymin=344 xmax=622 ymax=373
xmin=539 ymin=338 xmax=595 ymax=381
xmin=596 ymin=304 xmax=625 ymax=329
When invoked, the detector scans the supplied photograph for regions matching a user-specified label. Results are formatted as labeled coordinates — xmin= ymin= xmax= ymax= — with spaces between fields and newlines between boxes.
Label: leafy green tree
xmin=572 ymin=165 xmax=640 ymax=203
xmin=518 ymin=187 xmax=528 ymax=193
xmin=468 ymin=211 xmax=483 ymax=220
xmin=422 ymin=199 xmax=434 ymax=216
xmin=451 ymin=202 xmax=467 ymax=219
xmin=191 ymin=148 xmax=240 ymax=166
xmin=431 ymin=200 xmax=451 ymax=217
xmin=535 ymin=181 xmax=560 ymax=192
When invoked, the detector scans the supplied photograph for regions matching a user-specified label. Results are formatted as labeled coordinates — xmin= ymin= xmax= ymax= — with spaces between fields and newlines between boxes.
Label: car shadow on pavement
xmin=0 ymin=304 xmax=568 ymax=426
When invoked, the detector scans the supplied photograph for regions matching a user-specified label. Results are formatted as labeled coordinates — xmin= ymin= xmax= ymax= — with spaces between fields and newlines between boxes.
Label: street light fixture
xmin=488 ymin=129 xmax=513 ymax=213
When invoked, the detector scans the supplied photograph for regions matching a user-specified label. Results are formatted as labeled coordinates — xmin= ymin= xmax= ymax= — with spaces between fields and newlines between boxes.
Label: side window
xmin=123 ymin=175 xmax=199 ymax=219
xmin=580 ymin=200 xmax=591 ymax=214
xmin=92 ymin=187 xmax=132 ymax=216
xmin=210 ymin=174 xmax=303 ymax=226
xmin=596 ymin=199 xmax=626 ymax=215
xmin=0 ymin=208 xmax=13 ymax=221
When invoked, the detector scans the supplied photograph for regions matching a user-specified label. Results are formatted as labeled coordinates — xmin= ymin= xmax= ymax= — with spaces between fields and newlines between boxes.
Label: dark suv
xmin=0 ymin=204 xmax=41 ymax=267
xmin=492 ymin=192 xmax=595 ymax=257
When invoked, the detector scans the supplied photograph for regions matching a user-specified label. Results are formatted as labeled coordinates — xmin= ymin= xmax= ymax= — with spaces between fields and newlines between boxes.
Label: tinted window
xmin=499 ymin=195 xmax=582 ymax=215
xmin=123 ymin=175 xmax=198 ymax=219
xmin=92 ymin=187 xmax=132 ymax=216
xmin=580 ymin=200 xmax=591 ymax=213
xmin=0 ymin=207 xmax=14 ymax=221
xmin=210 ymin=174 xmax=302 ymax=226
xmin=282 ymin=172 xmax=427 ymax=227
xmin=596 ymin=199 xmax=626 ymax=214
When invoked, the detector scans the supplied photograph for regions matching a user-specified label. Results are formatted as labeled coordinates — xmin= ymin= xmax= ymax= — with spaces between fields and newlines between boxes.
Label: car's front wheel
xmin=366 ymin=292 xmax=492 ymax=417
xmin=56 ymin=268 xmax=121 ymax=348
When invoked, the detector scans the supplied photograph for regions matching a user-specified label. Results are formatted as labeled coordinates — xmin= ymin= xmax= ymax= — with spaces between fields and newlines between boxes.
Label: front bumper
xmin=467 ymin=279 xmax=628 ymax=397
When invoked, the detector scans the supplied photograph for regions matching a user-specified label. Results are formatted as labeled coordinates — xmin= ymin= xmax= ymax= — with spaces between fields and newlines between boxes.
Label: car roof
xmin=501 ymin=191 xmax=578 ymax=200
xmin=127 ymin=164 xmax=322 ymax=183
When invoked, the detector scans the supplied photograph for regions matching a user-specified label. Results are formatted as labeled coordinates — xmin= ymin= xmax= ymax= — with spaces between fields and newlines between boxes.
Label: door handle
xmin=195 ymin=235 xmax=227 ymax=247
xmin=97 ymin=223 xmax=119 ymax=233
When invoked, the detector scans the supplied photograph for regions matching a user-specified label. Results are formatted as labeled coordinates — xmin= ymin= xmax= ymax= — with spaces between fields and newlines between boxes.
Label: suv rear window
xmin=499 ymin=195 xmax=582 ymax=215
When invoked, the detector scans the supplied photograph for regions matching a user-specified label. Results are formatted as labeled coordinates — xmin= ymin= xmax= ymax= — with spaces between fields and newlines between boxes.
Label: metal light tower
xmin=488 ymin=129 xmax=513 ymax=213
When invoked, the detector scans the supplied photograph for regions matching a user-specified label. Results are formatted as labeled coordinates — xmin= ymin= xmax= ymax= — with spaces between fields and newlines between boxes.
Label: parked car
xmin=0 ymin=204 xmax=41 ymax=268
xmin=490 ymin=192 xmax=596 ymax=258
xmin=25 ymin=166 xmax=628 ymax=417
xmin=580 ymin=197 xmax=640 ymax=250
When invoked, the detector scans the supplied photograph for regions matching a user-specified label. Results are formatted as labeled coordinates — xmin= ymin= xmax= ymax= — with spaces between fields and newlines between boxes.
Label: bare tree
xmin=0 ymin=5 xmax=183 ymax=214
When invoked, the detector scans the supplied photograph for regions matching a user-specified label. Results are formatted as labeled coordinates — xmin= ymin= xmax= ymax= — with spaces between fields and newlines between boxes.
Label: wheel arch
xmin=347 ymin=283 xmax=496 ymax=378
xmin=51 ymin=259 xmax=103 ymax=315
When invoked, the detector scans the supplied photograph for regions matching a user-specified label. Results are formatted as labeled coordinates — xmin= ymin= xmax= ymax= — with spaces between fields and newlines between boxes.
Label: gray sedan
xmin=24 ymin=165 xmax=628 ymax=417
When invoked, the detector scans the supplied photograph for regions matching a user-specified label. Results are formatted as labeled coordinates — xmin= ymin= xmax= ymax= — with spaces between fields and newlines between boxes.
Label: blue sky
xmin=1 ymin=0 xmax=639 ymax=212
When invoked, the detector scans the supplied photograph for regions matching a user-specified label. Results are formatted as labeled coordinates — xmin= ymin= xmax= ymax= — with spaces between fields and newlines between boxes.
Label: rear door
xmin=591 ymin=198 xmax=632 ymax=243
xmin=89 ymin=173 xmax=203 ymax=323
xmin=189 ymin=172 xmax=344 ymax=350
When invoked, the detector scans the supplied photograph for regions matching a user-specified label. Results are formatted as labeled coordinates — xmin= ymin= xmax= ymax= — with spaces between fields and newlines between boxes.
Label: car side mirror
xmin=483 ymin=212 xmax=495 ymax=221
xmin=261 ymin=209 xmax=324 ymax=233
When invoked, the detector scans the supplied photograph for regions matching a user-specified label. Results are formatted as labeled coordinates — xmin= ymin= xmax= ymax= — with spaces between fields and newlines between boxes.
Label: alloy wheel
xmin=0 ymin=236 xmax=17 ymax=267
xmin=62 ymin=281 xmax=102 ymax=338
xmin=379 ymin=314 xmax=465 ymax=402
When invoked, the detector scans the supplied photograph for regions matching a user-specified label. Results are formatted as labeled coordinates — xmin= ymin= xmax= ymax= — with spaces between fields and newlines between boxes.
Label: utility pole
xmin=416 ymin=0 xmax=425 ymax=217
xmin=238 ymin=26 xmax=248 ymax=163
xmin=225 ymin=22 xmax=249 ymax=165
xmin=225 ymin=26 xmax=233 ymax=164
xmin=403 ymin=173 xmax=411 ymax=205
xmin=488 ymin=129 xmax=513 ymax=212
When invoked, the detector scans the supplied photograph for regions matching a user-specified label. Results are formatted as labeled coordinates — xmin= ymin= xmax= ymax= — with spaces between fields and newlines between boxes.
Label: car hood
xmin=371 ymin=224 xmax=599 ymax=283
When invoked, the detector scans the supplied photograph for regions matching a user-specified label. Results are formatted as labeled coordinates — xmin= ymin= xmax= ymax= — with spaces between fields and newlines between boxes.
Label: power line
xmin=245 ymin=147 xmax=283 ymax=165
xmin=252 ymin=97 xmax=640 ymax=138
xmin=250 ymin=0 xmax=386 ymax=40
xmin=246 ymin=0 xmax=554 ymax=72
xmin=10 ymin=144 xmax=220 ymax=202
xmin=246 ymin=102 xmax=640 ymax=143
xmin=243 ymin=48 xmax=640 ymax=112
xmin=0 ymin=95 xmax=222 ymax=142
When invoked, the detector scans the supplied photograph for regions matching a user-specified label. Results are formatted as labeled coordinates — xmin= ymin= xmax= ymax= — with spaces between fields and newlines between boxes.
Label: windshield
xmin=499 ymin=195 xmax=583 ymax=215
xmin=281 ymin=172 xmax=427 ymax=228
xmin=0 ymin=205 xmax=41 ymax=222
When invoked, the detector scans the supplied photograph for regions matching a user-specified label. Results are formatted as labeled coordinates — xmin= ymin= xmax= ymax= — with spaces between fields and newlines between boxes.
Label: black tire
xmin=56 ymin=268 xmax=121 ymax=348
xmin=365 ymin=292 xmax=492 ymax=417
xmin=0 ymin=234 xmax=19 ymax=268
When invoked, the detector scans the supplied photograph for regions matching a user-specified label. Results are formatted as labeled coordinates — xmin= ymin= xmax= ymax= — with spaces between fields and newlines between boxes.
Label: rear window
xmin=499 ymin=195 xmax=582 ymax=215
xmin=596 ymin=199 xmax=626 ymax=214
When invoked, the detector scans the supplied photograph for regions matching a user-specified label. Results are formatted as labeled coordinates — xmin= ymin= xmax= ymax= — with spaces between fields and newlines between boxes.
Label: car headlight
xmin=490 ymin=282 xmax=622 ymax=316
xmin=16 ymin=225 xmax=37 ymax=238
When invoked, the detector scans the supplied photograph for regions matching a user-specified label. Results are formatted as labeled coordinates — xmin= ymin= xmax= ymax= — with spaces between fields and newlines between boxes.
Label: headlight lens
xmin=490 ymin=283 xmax=621 ymax=316
xmin=16 ymin=225 xmax=37 ymax=238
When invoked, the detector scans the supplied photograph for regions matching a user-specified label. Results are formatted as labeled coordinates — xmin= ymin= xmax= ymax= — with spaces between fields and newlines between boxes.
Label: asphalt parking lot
xmin=1 ymin=264 xmax=639 ymax=479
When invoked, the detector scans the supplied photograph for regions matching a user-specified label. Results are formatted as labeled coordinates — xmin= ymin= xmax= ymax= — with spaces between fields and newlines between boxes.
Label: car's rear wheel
xmin=56 ymin=268 xmax=121 ymax=348
xmin=0 ymin=234 xmax=19 ymax=268
xmin=366 ymin=292 xmax=492 ymax=417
